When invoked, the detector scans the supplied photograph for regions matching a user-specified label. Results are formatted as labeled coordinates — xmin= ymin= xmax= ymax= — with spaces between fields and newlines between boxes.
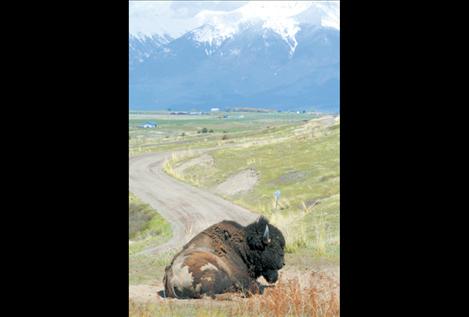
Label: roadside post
xmin=274 ymin=190 xmax=281 ymax=210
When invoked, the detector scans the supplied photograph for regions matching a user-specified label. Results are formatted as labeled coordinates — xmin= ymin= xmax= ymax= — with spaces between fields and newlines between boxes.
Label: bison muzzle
xmin=163 ymin=216 xmax=285 ymax=298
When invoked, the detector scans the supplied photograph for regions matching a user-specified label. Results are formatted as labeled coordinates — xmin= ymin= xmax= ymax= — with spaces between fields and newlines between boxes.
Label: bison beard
xmin=163 ymin=217 xmax=285 ymax=298
xmin=263 ymin=269 xmax=279 ymax=283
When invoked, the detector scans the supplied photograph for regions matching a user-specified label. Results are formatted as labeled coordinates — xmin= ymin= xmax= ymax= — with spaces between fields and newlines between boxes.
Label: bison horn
xmin=263 ymin=225 xmax=271 ymax=244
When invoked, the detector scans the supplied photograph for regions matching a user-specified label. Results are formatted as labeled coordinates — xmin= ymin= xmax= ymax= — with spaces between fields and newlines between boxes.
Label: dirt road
xmin=129 ymin=151 xmax=258 ymax=256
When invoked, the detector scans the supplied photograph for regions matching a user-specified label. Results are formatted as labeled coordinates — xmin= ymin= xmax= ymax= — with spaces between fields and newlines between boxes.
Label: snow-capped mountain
xmin=129 ymin=33 xmax=172 ymax=70
xmin=189 ymin=0 xmax=339 ymax=56
xmin=129 ymin=2 xmax=339 ymax=112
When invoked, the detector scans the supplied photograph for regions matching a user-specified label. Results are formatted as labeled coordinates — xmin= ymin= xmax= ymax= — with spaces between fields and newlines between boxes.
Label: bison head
xmin=245 ymin=216 xmax=285 ymax=283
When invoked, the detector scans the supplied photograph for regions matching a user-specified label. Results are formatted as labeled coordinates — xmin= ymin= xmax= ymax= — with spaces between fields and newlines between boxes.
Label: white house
xmin=141 ymin=121 xmax=157 ymax=128
xmin=210 ymin=108 xmax=220 ymax=112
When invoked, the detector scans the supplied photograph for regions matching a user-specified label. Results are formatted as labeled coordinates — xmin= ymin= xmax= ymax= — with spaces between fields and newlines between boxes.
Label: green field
xmin=129 ymin=193 xmax=174 ymax=285
xmin=129 ymin=111 xmax=318 ymax=156
xmin=129 ymin=251 xmax=176 ymax=285
xmin=129 ymin=193 xmax=172 ymax=256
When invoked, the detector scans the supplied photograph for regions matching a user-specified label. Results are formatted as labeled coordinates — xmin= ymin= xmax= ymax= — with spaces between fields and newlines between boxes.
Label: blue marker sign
xmin=274 ymin=190 xmax=281 ymax=209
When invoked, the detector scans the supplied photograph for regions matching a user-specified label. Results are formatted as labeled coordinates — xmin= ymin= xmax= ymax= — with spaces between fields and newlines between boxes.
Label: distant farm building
xmin=141 ymin=121 xmax=158 ymax=128
xmin=211 ymin=108 xmax=220 ymax=112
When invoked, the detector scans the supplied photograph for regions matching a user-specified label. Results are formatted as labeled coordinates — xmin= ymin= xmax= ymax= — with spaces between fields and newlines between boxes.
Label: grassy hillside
xmin=163 ymin=117 xmax=340 ymax=261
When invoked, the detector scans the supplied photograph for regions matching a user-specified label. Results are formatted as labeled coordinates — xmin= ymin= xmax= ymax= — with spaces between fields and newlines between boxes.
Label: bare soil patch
xmin=129 ymin=284 xmax=161 ymax=303
xmin=214 ymin=168 xmax=259 ymax=196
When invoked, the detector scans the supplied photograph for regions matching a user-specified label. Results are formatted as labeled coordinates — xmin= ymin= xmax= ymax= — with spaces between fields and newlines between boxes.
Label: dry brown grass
xmin=129 ymin=271 xmax=339 ymax=317
xmin=233 ymin=271 xmax=339 ymax=317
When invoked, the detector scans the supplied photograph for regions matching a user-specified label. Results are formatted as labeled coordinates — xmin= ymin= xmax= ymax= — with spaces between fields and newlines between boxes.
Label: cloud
xmin=129 ymin=1 xmax=339 ymax=38
xmin=170 ymin=1 xmax=247 ymax=18
xmin=129 ymin=1 xmax=247 ymax=37
xmin=129 ymin=1 xmax=199 ymax=37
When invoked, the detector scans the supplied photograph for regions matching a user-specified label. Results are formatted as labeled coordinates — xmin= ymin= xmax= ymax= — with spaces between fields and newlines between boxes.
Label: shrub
xmin=129 ymin=203 xmax=151 ymax=239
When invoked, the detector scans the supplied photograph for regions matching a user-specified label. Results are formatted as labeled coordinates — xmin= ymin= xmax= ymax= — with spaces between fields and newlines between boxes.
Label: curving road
xmin=129 ymin=150 xmax=258 ymax=256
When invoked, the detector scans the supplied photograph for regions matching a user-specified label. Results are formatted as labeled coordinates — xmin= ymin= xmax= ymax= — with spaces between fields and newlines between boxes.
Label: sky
xmin=129 ymin=1 xmax=340 ymax=38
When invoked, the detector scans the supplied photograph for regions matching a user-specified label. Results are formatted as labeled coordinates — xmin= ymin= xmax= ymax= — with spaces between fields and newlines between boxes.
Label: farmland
xmin=129 ymin=111 xmax=318 ymax=156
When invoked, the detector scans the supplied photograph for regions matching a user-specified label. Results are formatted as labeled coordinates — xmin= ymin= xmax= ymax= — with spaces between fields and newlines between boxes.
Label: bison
xmin=163 ymin=216 xmax=285 ymax=298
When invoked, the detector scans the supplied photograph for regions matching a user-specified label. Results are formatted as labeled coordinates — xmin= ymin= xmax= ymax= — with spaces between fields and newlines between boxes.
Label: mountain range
xmin=129 ymin=2 xmax=340 ymax=113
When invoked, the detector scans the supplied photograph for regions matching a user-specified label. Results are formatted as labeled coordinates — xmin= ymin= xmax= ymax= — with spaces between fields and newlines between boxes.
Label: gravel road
xmin=129 ymin=151 xmax=258 ymax=255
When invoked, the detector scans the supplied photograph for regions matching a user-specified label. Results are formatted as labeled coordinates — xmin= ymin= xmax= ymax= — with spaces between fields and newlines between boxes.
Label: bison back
xmin=163 ymin=249 xmax=242 ymax=298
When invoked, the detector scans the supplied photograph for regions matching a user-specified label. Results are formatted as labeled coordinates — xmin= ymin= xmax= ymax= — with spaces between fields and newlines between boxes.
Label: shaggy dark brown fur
xmin=163 ymin=217 xmax=285 ymax=298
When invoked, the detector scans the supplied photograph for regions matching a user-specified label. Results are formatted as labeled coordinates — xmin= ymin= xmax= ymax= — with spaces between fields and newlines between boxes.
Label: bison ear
xmin=247 ymin=216 xmax=270 ymax=250
xmin=256 ymin=216 xmax=269 ymax=226
xmin=256 ymin=216 xmax=267 ymax=225
xmin=263 ymin=225 xmax=271 ymax=244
